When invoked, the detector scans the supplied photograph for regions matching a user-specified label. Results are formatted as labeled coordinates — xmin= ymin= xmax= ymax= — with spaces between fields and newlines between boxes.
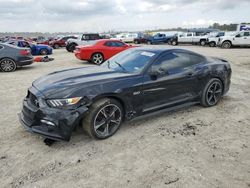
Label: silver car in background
xmin=0 ymin=43 xmax=33 ymax=72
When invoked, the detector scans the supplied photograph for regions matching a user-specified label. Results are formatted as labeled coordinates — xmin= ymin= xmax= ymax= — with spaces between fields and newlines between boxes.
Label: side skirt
xmin=128 ymin=101 xmax=199 ymax=122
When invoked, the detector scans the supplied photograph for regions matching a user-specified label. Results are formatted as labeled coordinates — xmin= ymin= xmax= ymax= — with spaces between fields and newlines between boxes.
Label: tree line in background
xmin=208 ymin=23 xmax=238 ymax=31
xmin=0 ymin=23 xmax=247 ymax=37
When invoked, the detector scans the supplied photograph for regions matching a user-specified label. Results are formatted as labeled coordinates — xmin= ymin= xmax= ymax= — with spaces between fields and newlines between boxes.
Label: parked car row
xmin=169 ymin=31 xmax=250 ymax=48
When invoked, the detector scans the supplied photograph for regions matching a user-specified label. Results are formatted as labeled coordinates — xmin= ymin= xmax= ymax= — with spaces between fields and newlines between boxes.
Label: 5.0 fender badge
xmin=133 ymin=91 xmax=141 ymax=95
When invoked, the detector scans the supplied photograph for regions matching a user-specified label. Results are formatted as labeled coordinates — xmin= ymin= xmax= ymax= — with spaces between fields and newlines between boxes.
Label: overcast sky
xmin=0 ymin=0 xmax=249 ymax=32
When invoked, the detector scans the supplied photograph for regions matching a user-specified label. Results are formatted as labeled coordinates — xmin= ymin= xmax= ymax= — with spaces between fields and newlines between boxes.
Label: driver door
xmin=142 ymin=52 xmax=199 ymax=113
xmin=234 ymin=32 xmax=250 ymax=45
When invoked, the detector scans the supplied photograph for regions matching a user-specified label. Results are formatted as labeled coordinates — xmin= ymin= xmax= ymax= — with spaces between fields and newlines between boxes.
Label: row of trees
xmin=208 ymin=23 xmax=238 ymax=31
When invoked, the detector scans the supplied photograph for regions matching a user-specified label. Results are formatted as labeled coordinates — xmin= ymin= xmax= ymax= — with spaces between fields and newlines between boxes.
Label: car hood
xmin=33 ymin=66 xmax=131 ymax=98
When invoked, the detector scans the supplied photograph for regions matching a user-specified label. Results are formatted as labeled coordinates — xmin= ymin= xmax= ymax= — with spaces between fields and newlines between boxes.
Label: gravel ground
xmin=0 ymin=45 xmax=249 ymax=188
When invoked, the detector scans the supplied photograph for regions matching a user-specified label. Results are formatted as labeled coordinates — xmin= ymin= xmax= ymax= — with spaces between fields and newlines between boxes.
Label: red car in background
xmin=50 ymin=36 xmax=78 ymax=49
xmin=74 ymin=39 xmax=135 ymax=64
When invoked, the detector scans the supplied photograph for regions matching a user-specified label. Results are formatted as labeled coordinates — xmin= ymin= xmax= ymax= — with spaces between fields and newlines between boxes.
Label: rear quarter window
xmin=189 ymin=54 xmax=205 ymax=65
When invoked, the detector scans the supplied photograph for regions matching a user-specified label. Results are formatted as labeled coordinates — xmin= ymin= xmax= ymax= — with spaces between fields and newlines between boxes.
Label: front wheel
xmin=53 ymin=44 xmax=60 ymax=49
xmin=82 ymin=98 xmax=124 ymax=139
xmin=201 ymin=78 xmax=223 ymax=107
xmin=0 ymin=58 xmax=17 ymax=72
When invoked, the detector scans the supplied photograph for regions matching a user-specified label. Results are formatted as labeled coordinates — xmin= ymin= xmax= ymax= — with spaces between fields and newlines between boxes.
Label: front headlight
xmin=47 ymin=97 xmax=83 ymax=109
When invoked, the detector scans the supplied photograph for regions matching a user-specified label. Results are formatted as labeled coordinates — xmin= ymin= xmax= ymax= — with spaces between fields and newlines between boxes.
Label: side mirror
xmin=148 ymin=67 xmax=168 ymax=79
xmin=235 ymin=34 xmax=241 ymax=38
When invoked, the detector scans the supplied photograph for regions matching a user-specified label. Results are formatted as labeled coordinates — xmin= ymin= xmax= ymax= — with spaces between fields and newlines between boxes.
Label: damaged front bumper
xmin=19 ymin=87 xmax=88 ymax=141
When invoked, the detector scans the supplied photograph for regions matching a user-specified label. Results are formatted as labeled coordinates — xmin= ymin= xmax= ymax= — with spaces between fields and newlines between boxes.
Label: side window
xmin=187 ymin=33 xmax=192 ymax=37
xmin=22 ymin=42 xmax=30 ymax=48
xmin=82 ymin=35 xmax=90 ymax=40
xmin=244 ymin=32 xmax=250 ymax=36
xmin=114 ymin=41 xmax=125 ymax=47
xmin=189 ymin=54 xmax=205 ymax=64
xmin=104 ymin=41 xmax=112 ymax=47
xmin=151 ymin=52 xmax=195 ymax=75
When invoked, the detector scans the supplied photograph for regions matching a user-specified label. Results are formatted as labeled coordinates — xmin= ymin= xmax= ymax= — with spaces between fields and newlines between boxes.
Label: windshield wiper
xmin=114 ymin=61 xmax=127 ymax=72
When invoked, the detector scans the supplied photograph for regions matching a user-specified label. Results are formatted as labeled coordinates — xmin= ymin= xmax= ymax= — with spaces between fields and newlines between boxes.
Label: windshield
xmin=101 ymin=49 xmax=156 ymax=73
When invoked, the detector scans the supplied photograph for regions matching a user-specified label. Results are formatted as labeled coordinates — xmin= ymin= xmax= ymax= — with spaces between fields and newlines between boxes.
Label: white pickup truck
xmin=207 ymin=32 xmax=225 ymax=47
xmin=171 ymin=32 xmax=208 ymax=46
xmin=66 ymin=33 xmax=101 ymax=52
xmin=217 ymin=31 xmax=250 ymax=48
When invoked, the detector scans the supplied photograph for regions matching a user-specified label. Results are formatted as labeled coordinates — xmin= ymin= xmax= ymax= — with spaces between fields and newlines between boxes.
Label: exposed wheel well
xmin=94 ymin=96 xmax=125 ymax=113
xmin=222 ymin=40 xmax=232 ymax=44
xmin=0 ymin=57 xmax=16 ymax=62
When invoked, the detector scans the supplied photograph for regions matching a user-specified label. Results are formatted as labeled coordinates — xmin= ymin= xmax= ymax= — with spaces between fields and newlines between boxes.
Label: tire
xmin=200 ymin=40 xmax=206 ymax=46
xmin=40 ymin=49 xmax=48 ymax=55
xmin=0 ymin=58 xmax=17 ymax=72
xmin=82 ymin=98 xmax=124 ymax=139
xmin=172 ymin=40 xmax=177 ymax=45
xmin=67 ymin=43 xmax=76 ymax=52
xmin=91 ymin=53 xmax=104 ymax=65
xmin=209 ymin=42 xmax=216 ymax=47
xmin=221 ymin=41 xmax=231 ymax=49
xmin=53 ymin=44 xmax=60 ymax=49
xmin=201 ymin=78 xmax=223 ymax=107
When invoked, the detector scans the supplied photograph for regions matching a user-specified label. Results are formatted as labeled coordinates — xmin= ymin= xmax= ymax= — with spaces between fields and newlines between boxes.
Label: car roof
xmin=96 ymin=39 xmax=125 ymax=43
xmin=128 ymin=47 xmax=205 ymax=57
xmin=0 ymin=42 xmax=20 ymax=49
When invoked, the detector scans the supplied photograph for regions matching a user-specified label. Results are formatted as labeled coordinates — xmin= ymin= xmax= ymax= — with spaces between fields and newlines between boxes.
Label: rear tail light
xmin=20 ymin=49 xmax=30 ymax=56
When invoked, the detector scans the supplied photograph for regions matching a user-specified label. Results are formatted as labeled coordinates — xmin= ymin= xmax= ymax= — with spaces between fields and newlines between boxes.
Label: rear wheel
xmin=82 ymin=98 xmax=123 ymax=139
xmin=0 ymin=58 xmax=17 ymax=72
xmin=53 ymin=44 xmax=60 ymax=49
xmin=200 ymin=40 xmax=206 ymax=46
xmin=40 ymin=49 xmax=48 ymax=55
xmin=209 ymin=42 xmax=216 ymax=47
xmin=201 ymin=78 xmax=223 ymax=107
xmin=91 ymin=53 xmax=104 ymax=64
xmin=171 ymin=40 xmax=177 ymax=45
xmin=67 ymin=43 xmax=77 ymax=52
xmin=221 ymin=41 xmax=231 ymax=49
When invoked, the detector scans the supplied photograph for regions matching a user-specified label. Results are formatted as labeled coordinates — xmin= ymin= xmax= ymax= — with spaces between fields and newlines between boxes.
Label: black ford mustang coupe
xmin=19 ymin=47 xmax=231 ymax=141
